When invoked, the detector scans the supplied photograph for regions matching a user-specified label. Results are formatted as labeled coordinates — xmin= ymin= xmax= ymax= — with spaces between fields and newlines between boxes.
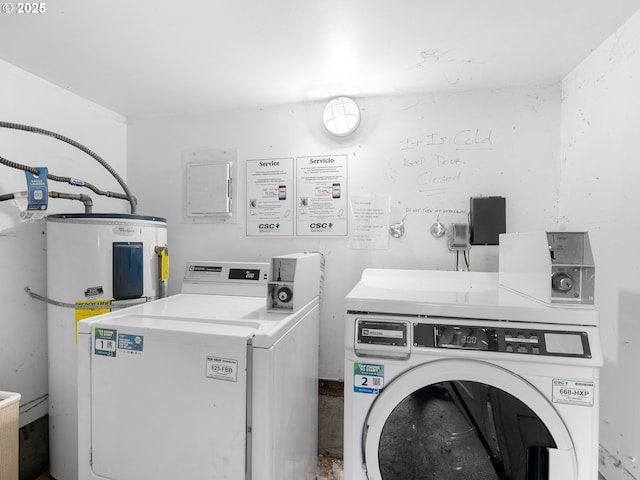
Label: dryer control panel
xmin=353 ymin=318 xmax=593 ymax=359
xmin=415 ymin=323 xmax=592 ymax=358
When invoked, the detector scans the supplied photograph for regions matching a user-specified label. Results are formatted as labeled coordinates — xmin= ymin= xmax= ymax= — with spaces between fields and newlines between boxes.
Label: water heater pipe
xmin=0 ymin=191 xmax=94 ymax=213
xmin=48 ymin=191 xmax=93 ymax=213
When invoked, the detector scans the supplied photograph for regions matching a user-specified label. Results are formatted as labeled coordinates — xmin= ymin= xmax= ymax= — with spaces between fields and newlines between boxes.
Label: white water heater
xmin=46 ymin=213 xmax=168 ymax=480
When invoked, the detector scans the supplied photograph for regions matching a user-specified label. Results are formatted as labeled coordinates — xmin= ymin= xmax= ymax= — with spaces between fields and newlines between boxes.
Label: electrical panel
xmin=447 ymin=223 xmax=470 ymax=251
xmin=470 ymin=196 xmax=506 ymax=245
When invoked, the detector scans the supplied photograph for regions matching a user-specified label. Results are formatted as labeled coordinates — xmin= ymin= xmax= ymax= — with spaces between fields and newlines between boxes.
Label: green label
xmin=94 ymin=328 xmax=117 ymax=357
xmin=354 ymin=362 xmax=384 ymax=394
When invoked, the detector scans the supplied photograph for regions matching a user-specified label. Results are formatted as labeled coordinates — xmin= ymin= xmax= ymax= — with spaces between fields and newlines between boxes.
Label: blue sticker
xmin=117 ymin=333 xmax=144 ymax=356
xmin=25 ymin=167 xmax=48 ymax=212
xmin=354 ymin=363 xmax=385 ymax=394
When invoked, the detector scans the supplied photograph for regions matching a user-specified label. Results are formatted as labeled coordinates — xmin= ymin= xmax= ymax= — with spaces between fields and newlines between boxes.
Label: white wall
xmin=0 ymin=59 xmax=127 ymax=425
xmin=128 ymin=85 xmax=561 ymax=379
xmin=560 ymin=10 xmax=640 ymax=480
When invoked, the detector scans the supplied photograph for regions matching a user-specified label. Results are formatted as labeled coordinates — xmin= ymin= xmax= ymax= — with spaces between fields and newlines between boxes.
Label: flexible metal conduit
xmin=0 ymin=154 xmax=129 ymax=202
xmin=24 ymin=286 xmax=152 ymax=310
xmin=0 ymin=121 xmax=137 ymax=214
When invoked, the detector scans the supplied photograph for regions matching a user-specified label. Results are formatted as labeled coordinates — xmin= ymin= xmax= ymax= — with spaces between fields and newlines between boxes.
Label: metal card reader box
xmin=268 ymin=252 xmax=322 ymax=312
xmin=499 ymin=231 xmax=595 ymax=305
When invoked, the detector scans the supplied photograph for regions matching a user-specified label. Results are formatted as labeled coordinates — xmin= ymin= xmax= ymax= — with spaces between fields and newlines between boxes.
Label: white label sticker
xmin=552 ymin=379 xmax=595 ymax=406
xmin=206 ymin=356 xmax=238 ymax=382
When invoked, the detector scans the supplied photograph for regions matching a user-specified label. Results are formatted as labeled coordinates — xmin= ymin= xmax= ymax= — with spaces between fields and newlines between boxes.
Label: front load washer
xmin=344 ymin=269 xmax=601 ymax=480
xmin=78 ymin=255 xmax=321 ymax=480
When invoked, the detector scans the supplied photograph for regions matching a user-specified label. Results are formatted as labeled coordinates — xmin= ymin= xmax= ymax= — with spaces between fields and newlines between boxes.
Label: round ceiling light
xmin=322 ymin=96 xmax=360 ymax=136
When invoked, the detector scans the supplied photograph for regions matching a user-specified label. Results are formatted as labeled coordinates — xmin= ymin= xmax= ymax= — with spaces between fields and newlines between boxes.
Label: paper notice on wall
xmin=246 ymin=158 xmax=294 ymax=236
xmin=348 ymin=195 xmax=390 ymax=249
xmin=296 ymin=154 xmax=348 ymax=236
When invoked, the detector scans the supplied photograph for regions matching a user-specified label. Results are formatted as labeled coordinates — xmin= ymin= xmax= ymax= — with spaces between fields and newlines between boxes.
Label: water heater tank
xmin=46 ymin=213 xmax=167 ymax=480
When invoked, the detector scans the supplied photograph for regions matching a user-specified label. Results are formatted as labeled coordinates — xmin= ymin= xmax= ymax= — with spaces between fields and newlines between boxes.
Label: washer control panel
xmin=414 ymin=323 xmax=591 ymax=358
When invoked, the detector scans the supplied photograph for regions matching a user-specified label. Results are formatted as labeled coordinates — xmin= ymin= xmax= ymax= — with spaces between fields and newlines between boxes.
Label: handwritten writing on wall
xmin=399 ymin=129 xmax=493 ymax=151
xmin=374 ymin=127 xmax=498 ymax=221
xmin=396 ymin=128 xmax=493 ymax=199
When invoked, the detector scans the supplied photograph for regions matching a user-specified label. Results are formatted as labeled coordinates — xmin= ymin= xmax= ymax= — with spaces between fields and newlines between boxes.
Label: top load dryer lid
xmin=77 ymin=289 xmax=316 ymax=349
xmin=346 ymin=269 xmax=598 ymax=326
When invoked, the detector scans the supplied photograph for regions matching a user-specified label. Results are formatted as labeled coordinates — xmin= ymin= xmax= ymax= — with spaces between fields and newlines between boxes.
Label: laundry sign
xmin=23 ymin=167 xmax=48 ymax=220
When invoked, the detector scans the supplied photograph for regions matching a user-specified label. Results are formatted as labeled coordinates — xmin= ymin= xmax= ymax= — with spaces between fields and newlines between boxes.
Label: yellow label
xmin=161 ymin=248 xmax=170 ymax=282
xmin=75 ymin=300 xmax=111 ymax=344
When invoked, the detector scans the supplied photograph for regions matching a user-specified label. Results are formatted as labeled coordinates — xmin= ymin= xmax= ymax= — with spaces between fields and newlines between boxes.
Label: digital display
xmin=435 ymin=326 xmax=495 ymax=351
xmin=228 ymin=268 xmax=261 ymax=281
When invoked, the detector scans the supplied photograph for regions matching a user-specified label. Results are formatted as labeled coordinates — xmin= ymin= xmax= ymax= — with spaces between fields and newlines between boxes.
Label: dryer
xmin=78 ymin=253 xmax=322 ymax=480
xmin=344 ymin=269 xmax=601 ymax=480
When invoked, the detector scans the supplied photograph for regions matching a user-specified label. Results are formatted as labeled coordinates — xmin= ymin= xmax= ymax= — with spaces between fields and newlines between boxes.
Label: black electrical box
xmin=469 ymin=196 xmax=506 ymax=245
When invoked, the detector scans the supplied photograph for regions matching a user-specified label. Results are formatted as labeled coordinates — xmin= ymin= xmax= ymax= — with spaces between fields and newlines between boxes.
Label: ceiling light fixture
xmin=322 ymin=96 xmax=360 ymax=137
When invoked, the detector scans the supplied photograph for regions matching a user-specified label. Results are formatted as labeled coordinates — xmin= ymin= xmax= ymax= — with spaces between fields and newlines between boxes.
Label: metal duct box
xmin=499 ymin=231 xmax=595 ymax=305
xmin=0 ymin=391 xmax=20 ymax=480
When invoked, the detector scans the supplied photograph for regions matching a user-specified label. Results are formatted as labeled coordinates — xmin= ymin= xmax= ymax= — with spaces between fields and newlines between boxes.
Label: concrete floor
xmin=33 ymin=462 xmax=605 ymax=480
xmin=317 ymin=455 xmax=344 ymax=480
xmin=34 ymin=457 xmax=345 ymax=480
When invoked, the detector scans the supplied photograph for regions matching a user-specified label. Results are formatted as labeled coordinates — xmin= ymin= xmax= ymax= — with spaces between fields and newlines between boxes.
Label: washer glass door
xmin=363 ymin=360 xmax=577 ymax=480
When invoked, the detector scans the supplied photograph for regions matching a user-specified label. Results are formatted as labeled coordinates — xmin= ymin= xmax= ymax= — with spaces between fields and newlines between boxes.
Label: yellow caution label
xmin=161 ymin=248 xmax=170 ymax=282
xmin=75 ymin=300 xmax=111 ymax=344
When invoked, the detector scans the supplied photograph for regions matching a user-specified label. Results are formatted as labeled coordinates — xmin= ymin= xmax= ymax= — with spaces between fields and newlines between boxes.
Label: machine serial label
xmin=552 ymin=379 xmax=595 ymax=407
xmin=354 ymin=363 xmax=384 ymax=394
xmin=206 ymin=356 xmax=238 ymax=382
xmin=94 ymin=328 xmax=117 ymax=357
